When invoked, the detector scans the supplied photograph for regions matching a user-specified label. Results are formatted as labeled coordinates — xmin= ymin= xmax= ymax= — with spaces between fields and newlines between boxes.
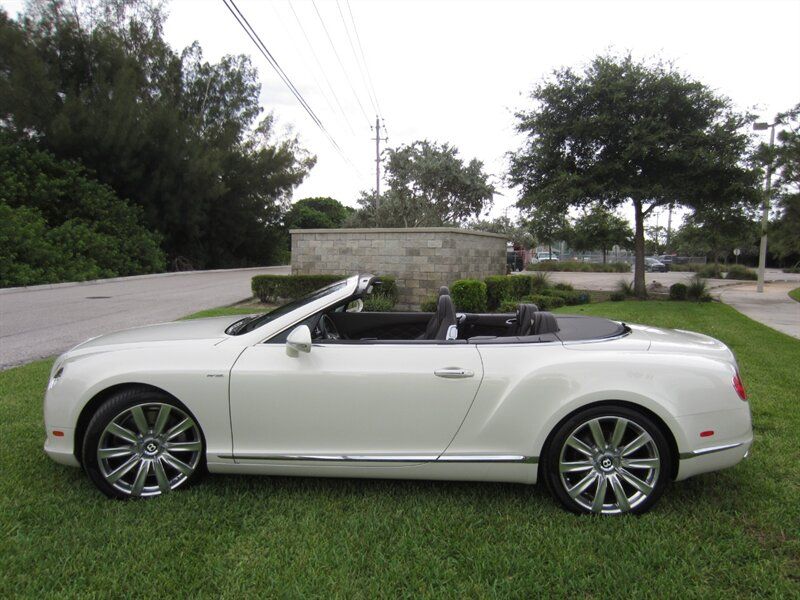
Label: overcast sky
xmin=4 ymin=0 xmax=800 ymax=228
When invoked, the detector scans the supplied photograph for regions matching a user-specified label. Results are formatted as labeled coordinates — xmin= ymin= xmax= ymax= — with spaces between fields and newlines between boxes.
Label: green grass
xmin=790 ymin=287 xmax=800 ymax=303
xmin=180 ymin=305 xmax=271 ymax=320
xmin=1 ymin=301 xmax=798 ymax=596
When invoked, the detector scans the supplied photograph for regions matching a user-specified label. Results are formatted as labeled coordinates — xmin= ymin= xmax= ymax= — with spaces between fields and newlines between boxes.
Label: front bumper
xmin=44 ymin=427 xmax=80 ymax=468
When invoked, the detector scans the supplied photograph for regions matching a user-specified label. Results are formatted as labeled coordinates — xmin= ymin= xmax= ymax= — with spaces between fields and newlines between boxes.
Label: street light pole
xmin=753 ymin=120 xmax=777 ymax=293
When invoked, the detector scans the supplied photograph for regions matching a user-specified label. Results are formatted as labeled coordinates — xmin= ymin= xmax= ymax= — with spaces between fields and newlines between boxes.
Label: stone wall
xmin=291 ymin=228 xmax=507 ymax=310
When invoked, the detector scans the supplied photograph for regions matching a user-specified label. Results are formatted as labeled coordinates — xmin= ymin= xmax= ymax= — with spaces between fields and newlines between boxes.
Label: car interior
xmin=291 ymin=278 xmax=629 ymax=345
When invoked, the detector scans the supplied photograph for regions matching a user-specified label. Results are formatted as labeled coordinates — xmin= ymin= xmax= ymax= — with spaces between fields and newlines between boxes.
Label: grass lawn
xmin=790 ymin=286 xmax=800 ymax=303
xmin=1 ymin=301 xmax=798 ymax=596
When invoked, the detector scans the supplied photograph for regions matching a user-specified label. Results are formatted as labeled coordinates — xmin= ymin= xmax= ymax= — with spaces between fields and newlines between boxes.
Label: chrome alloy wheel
xmin=558 ymin=416 xmax=661 ymax=514
xmin=97 ymin=403 xmax=202 ymax=497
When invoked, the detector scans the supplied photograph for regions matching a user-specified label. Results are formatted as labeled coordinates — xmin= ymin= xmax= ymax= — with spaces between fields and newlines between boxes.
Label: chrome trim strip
xmin=215 ymin=453 xmax=538 ymax=464
xmin=679 ymin=442 xmax=743 ymax=460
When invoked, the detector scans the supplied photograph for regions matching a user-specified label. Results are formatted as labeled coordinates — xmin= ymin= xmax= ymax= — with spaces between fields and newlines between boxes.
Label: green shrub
xmin=548 ymin=289 xmax=590 ymax=306
xmin=450 ymin=279 xmax=487 ymax=312
xmin=616 ymin=279 xmax=635 ymax=297
xmin=498 ymin=299 xmax=520 ymax=312
xmin=783 ymin=265 xmax=800 ymax=274
xmin=251 ymin=274 xmax=345 ymax=303
xmin=485 ymin=276 xmax=512 ymax=310
xmin=420 ymin=297 xmax=438 ymax=312
xmin=694 ymin=264 xmax=723 ymax=278
xmin=527 ymin=261 xmax=630 ymax=273
xmin=373 ymin=275 xmax=398 ymax=302
xmin=522 ymin=294 xmax=566 ymax=311
xmin=609 ymin=292 xmax=626 ymax=301
xmin=686 ymin=276 xmax=710 ymax=301
xmin=529 ymin=272 xmax=551 ymax=292
xmin=508 ymin=275 xmax=534 ymax=299
xmin=724 ymin=264 xmax=757 ymax=280
xmin=363 ymin=292 xmax=395 ymax=312
xmin=669 ymin=283 xmax=688 ymax=300
xmin=553 ymin=282 xmax=574 ymax=291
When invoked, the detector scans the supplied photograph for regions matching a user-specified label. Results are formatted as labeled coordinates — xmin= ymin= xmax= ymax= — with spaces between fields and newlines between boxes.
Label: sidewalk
xmin=718 ymin=282 xmax=800 ymax=339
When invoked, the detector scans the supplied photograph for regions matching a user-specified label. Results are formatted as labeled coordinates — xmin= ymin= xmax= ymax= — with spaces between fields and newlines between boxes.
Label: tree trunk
xmin=602 ymin=247 xmax=607 ymax=264
xmin=633 ymin=200 xmax=647 ymax=298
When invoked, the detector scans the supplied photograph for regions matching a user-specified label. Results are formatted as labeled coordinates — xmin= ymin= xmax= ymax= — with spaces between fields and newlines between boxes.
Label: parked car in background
xmin=657 ymin=255 xmax=675 ymax=267
xmin=530 ymin=251 xmax=559 ymax=264
xmin=645 ymin=257 xmax=668 ymax=272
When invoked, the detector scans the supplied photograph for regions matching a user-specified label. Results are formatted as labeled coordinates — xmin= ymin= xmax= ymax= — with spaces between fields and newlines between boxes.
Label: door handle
xmin=434 ymin=367 xmax=474 ymax=379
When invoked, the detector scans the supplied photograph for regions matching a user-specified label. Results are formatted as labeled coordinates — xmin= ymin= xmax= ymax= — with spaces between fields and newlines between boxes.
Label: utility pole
xmin=372 ymin=116 xmax=387 ymax=209
xmin=666 ymin=203 xmax=673 ymax=252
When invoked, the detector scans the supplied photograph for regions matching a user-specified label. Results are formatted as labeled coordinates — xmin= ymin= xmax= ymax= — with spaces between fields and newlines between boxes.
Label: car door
xmin=228 ymin=341 xmax=483 ymax=461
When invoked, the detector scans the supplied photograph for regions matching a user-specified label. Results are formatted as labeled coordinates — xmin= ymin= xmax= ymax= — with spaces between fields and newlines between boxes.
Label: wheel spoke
xmin=166 ymin=418 xmax=194 ymax=441
xmin=567 ymin=471 xmax=597 ymax=499
xmin=621 ymin=432 xmax=651 ymax=457
xmin=588 ymin=419 xmax=606 ymax=450
xmin=107 ymin=422 xmax=138 ymax=444
xmin=153 ymin=405 xmax=172 ymax=434
xmin=154 ymin=458 xmax=171 ymax=493
xmin=130 ymin=406 xmax=150 ymax=434
xmin=566 ymin=435 xmax=594 ymax=457
xmin=98 ymin=446 xmax=135 ymax=459
xmin=559 ymin=460 xmax=594 ymax=474
xmin=610 ymin=418 xmax=627 ymax=449
xmin=164 ymin=440 xmax=202 ymax=453
xmin=106 ymin=455 xmax=140 ymax=483
xmin=131 ymin=460 xmax=150 ymax=496
xmin=161 ymin=452 xmax=193 ymax=476
xmin=592 ymin=476 xmax=608 ymax=513
xmin=621 ymin=457 xmax=660 ymax=470
xmin=618 ymin=468 xmax=654 ymax=495
xmin=608 ymin=474 xmax=630 ymax=511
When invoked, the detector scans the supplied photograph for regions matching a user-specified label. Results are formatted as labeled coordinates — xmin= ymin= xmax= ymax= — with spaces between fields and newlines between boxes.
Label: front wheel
xmin=82 ymin=388 xmax=205 ymax=499
xmin=543 ymin=406 xmax=671 ymax=515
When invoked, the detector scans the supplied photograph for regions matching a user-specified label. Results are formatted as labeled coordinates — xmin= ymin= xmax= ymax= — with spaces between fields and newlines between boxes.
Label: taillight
xmin=733 ymin=372 xmax=747 ymax=401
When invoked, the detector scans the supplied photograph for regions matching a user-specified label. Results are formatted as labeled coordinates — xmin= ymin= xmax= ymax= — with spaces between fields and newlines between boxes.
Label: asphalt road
xmin=0 ymin=266 xmax=289 ymax=370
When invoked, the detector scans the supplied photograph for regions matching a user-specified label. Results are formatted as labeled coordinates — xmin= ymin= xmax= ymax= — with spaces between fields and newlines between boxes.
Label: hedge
xmin=485 ymin=276 xmax=512 ymax=311
xmin=724 ymin=265 xmax=757 ymax=280
xmin=451 ymin=279 xmax=487 ymax=312
xmin=509 ymin=275 xmax=534 ymax=299
xmin=669 ymin=283 xmax=688 ymax=300
xmin=363 ymin=293 xmax=395 ymax=312
xmin=543 ymin=288 xmax=590 ymax=306
xmin=527 ymin=261 xmax=630 ymax=273
xmin=420 ymin=297 xmax=438 ymax=312
xmin=252 ymin=274 xmax=345 ymax=303
xmin=498 ymin=294 xmax=566 ymax=312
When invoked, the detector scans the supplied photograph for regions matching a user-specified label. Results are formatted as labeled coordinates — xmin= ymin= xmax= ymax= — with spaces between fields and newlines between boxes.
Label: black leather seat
xmin=423 ymin=294 xmax=457 ymax=340
xmin=531 ymin=311 xmax=559 ymax=335
xmin=512 ymin=303 xmax=539 ymax=336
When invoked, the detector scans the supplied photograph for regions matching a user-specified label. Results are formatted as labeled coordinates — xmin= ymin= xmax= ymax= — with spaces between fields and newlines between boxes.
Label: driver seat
xmin=422 ymin=294 xmax=457 ymax=340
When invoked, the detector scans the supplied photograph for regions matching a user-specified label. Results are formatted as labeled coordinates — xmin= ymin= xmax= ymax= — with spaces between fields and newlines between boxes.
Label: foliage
xmin=789 ymin=287 xmax=800 ymax=302
xmin=672 ymin=204 xmax=758 ymax=264
xmin=0 ymin=3 xmax=312 ymax=270
xmin=528 ymin=272 xmax=551 ymax=291
xmin=284 ymin=197 xmax=353 ymax=230
xmin=509 ymin=53 xmax=759 ymax=297
xmin=469 ymin=216 xmax=533 ymax=248
xmin=724 ymin=264 xmax=757 ymax=280
xmin=251 ymin=274 xmax=345 ymax=303
xmin=766 ymin=103 xmax=800 ymax=261
xmin=508 ymin=275 xmax=534 ymax=299
xmin=616 ymin=280 xmax=636 ymax=297
xmin=362 ymin=293 xmax=395 ymax=312
xmin=553 ymin=282 xmax=574 ymax=291
xmin=669 ymin=283 xmax=688 ymax=301
xmin=485 ymin=276 xmax=512 ymax=311
xmin=420 ymin=296 xmax=438 ymax=312
xmin=569 ymin=205 xmax=633 ymax=262
xmin=609 ymin=292 xmax=627 ymax=301
xmin=527 ymin=261 xmax=630 ymax=273
xmin=450 ymin=279 xmax=487 ymax=312
xmin=523 ymin=205 xmax=571 ymax=256
xmin=686 ymin=276 xmax=711 ymax=301
xmin=0 ymin=140 xmax=164 ymax=286
xmin=500 ymin=294 xmax=566 ymax=312
xmin=543 ymin=288 xmax=590 ymax=306
xmin=349 ymin=140 xmax=495 ymax=227
xmin=372 ymin=275 xmax=398 ymax=304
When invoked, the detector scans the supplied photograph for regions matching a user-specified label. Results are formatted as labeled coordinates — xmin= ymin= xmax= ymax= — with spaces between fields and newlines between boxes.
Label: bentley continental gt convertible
xmin=44 ymin=275 xmax=753 ymax=514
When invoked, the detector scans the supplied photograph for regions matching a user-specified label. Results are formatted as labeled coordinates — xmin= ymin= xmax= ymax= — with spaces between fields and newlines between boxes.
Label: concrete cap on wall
xmin=289 ymin=227 xmax=508 ymax=239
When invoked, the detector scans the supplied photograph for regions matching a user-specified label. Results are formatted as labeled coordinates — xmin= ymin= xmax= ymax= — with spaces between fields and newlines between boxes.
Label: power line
xmin=310 ymin=0 xmax=372 ymax=128
xmin=335 ymin=0 xmax=378 ymax=117
xmin=344 ymin=0 xmax=383 ymax=119
xmin=287 ymin=0 xmax=356 ymax=136
xmin=220 ymin=0 xmax=358 ymax=174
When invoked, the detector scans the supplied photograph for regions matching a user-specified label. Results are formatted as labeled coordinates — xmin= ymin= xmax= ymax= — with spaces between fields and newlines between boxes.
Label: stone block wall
xmin=290 ymin=228 xmax=507 ymax=309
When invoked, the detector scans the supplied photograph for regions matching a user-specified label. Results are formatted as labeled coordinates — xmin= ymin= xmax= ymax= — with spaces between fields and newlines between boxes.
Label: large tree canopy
xmin=508 ymin=54 xmax=759 ymax=296
xmin=569 ymin=205 xmax=633 ymax=262
xmin=0 ymin=1 xmax=313 ymax=270
xmin=350 ymin=140 xmax=495 ymax=227
xmin=284 ymin=197 xmax=353 ymax=230
xmin=768 ymin=103 xmax=800 ymax=263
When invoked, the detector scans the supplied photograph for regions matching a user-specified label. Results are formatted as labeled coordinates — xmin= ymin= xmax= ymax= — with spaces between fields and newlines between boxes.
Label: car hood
xmin=68 ymin=315 xmax=248 ymax=353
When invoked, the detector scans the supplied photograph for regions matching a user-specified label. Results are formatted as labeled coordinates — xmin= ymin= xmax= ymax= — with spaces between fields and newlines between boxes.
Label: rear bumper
xmin=676 ymin=436 xmax=752 ymax=480
xmin=43 ymin=426 xmax=80 ymax=468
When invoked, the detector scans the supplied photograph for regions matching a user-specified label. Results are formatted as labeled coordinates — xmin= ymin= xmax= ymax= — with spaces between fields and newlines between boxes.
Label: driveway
xmin=0 ymin=266 xmax=289 ymax=370
xmin=719 ymin=282 xmax=800 ymax=339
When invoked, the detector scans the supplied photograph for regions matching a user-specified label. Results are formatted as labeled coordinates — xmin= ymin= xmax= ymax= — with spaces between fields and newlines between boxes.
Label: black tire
xmin=82 ymin=387 xmax=205 ymax=500
xmin=542 ymin=405 xmax=671 ymax=515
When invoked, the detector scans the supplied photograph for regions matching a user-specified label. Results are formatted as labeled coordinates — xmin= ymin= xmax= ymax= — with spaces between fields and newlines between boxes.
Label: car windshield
xmin=227 ymin=280 xmax=348 ymax=335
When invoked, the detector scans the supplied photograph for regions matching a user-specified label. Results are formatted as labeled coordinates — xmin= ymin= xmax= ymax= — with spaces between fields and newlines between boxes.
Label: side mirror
xmin=286 ymin=325 xmax=312 ymax=357
xmin=346 ymin=298 xmax=363 ymax=313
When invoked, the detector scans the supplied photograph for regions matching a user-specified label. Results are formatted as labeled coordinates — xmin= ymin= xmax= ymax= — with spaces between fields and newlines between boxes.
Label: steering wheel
xmin=316 ymin=314 xmax=341 ymax=340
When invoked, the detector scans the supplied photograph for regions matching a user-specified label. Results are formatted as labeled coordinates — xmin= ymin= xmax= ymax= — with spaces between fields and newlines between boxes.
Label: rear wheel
xmin=543 ymin=406 xmax=671 ymax=515
xmin=82 ymin=388 xmax=204 ymax=499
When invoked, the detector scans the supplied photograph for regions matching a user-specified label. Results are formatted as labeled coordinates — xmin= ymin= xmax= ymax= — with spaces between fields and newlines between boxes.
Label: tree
xmin=524 ymin=205 xmax=571 ymax=257
xmin=768 ymin=103 xmax=800 ymax=263
xmin=570 ymin=205 xmax=632 ymax=262
xmin=508 ymin=54 xmax=759 ymax=296
xmin=350 ymin=140 xmax=495 ymax=227
xmin=469 ymin=216 xmax=534 ymax=248
xmin=672 ymin=204 xmax=758 ymax=264
xmin=284 ymin=197 xmax=353 ymax=230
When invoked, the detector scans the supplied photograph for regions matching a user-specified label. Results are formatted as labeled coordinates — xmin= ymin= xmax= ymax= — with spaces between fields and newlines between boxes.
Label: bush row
xmin=680 ymin=263 xmax=757 ymax=279
xmin=526 ymin=261 xmax=631 ymax=273
xmin=669 ymin=279 xmax=711 ymax=302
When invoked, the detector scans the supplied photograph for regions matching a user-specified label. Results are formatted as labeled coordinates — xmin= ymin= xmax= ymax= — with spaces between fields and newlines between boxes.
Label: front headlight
xmin=47 ymin=365 xmax=65 ymax=390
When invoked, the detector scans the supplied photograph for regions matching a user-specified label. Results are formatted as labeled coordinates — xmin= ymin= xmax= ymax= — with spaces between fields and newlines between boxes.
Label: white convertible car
xmin=44 ymin=275 xmax=752 ymax=514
